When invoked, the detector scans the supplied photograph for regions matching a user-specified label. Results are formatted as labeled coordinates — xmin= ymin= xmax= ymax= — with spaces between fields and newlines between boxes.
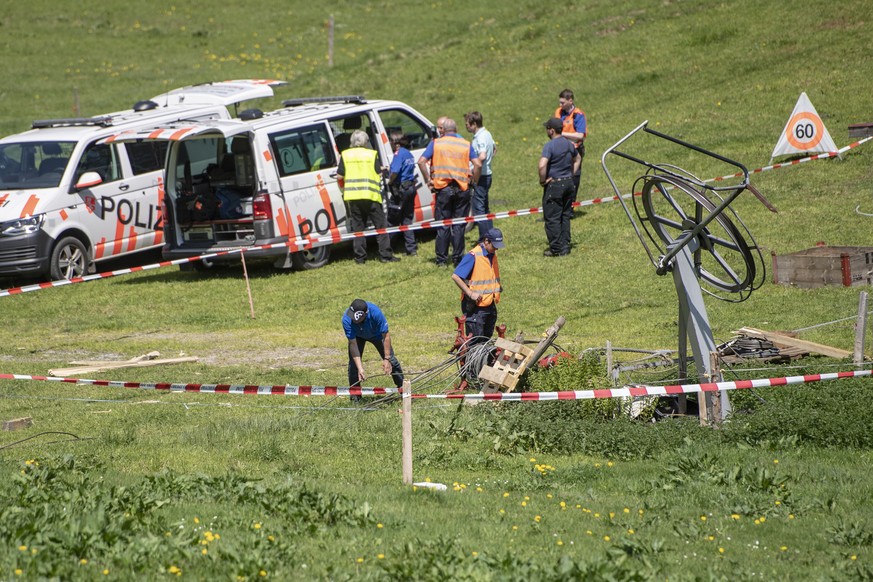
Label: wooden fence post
xmin=854 ymin=291 xmax=868 ymax=365
xmin=401 ymin=380 xmax=412 ymax=485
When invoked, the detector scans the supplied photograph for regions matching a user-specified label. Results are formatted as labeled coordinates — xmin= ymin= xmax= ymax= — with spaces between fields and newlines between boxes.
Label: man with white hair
xmin=337 ymin=130 xmax=399 ymax=264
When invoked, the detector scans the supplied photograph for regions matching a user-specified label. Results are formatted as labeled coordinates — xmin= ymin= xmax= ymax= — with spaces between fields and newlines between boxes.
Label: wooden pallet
xmin=478 ymin=338 xmax=534 ymax=393
xmin=477 ymin=317 xmax=565 ymax=393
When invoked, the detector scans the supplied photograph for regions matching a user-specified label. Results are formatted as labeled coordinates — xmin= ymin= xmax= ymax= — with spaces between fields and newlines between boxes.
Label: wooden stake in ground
xmin=854 ymin=291 xmax=867 ymax=365
xmin=240 ymin=250 xmax=256 ymax=319
xmin=401 ymin=380 xmax=412 ymax=485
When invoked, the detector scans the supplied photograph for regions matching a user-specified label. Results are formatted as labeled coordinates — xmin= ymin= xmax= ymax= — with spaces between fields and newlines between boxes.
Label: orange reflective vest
xmin=462 ymin=244 xmax=501 ymax=307
xmin=341 ymin=147 xmax=382 ymax=203
xmin=432 ymin=135 xmax=471 ymax=191
xmin=554 ymin=106 xmax=587 ymax=139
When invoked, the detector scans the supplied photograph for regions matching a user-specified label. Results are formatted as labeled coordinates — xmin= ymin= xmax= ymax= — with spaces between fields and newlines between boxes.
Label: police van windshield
xmin=0 ymin=141 xmax=76 ymax=189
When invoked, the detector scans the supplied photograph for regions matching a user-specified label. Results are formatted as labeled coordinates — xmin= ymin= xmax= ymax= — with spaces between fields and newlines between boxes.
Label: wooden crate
xmin=771 ymin=246 xmax=873 ymax=289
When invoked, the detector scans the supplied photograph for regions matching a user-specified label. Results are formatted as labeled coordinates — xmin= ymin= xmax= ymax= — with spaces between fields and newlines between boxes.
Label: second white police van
xmin=0 ymin=80 xmax=285 ymax=281
xmin=104 ymin=95 xmax=437 ymax=270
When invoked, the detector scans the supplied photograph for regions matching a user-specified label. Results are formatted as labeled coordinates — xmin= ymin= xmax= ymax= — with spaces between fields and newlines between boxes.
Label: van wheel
xmin=291 ymin=245 xmax=331 ymax=270
xmin=49 ymin=237 xmax=90 ymax=281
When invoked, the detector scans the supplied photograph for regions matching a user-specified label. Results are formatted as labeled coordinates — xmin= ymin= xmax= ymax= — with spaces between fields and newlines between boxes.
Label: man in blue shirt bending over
xmin=342 ymin=299 xmax=405 ymax=402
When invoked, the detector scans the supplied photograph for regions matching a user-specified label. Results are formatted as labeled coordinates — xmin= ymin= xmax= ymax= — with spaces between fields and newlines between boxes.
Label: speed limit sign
xmin=770 ymin=92 xmax=838 ymax=163
xmin=786 ymin=111 xmax=825 ymax=150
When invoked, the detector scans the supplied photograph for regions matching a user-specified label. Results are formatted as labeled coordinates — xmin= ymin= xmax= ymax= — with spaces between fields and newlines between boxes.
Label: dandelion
xmin=609 ymin=512 xmax=615 ymax=519
xmin=499 ymin=509 xmax=505 ymax=515
xmin=18 ymin=545 xmax=27 ymax=552
xmin=168 ymin=566 xmax=181 ymax=575
xmin=586 ymin=530 xmax=593 ymax=535
xmin=700 ymin=515 xmax=707 ymax=522
xmin=377 ymin=554 xmax=384 ymax=559
xmin=103 ymin=569 xmax=109 ymax=575
xmin=259 ymin=570 xmax=267 ymax=577
xmin=503 ymin=492 xmax=510 ymax=498
xmin=253 ymin=522 xmax=262 ymax=530
xmin=557 ymin=540 xmax=564 ymax=546
xmin=576 ymin=504 xmax=581 ymax=509
xmin=356 ymin=557 xmax=364 ymax=563
xmin=377 ymin=523 xmax=383 ymax=529
xmin=194 ymin=517 xmax=200 ymax=524
xmin=773 ymin=459 xmax=779 ymax=464
xmin=268 ymin=535 xmax=275 ymax=542
xmin=512 ymin=525 xmax=518 ymax=531
xmin=559 ymin=501 xmax=566 ymax=509
xmin=15 ymin=570 xmax=23 ymax=576
xmin=775 ymin=501 xmax=781 ymax=506
xmin=623 ymin=508 xmax=630 ymax=514
xmin=546 ymin=493 xmax=553 ymax=499
xmin=525 ymin=496 xmax=530 ymax=501
xmin=476 ymin=487 xmax=483 ymax=492
xmin=594 ymin=513 xmax=600 ymax=518
xmin=530 ymin=458 xmax=536 ymax=463
xmin=202 ymin=548 xmax=208 ymax=555
xmin=754 ymin=519 xmax=761 ymax=525
xmin=80 ymin=559 xmax=88 ymax=565
xmin=719 ymin=547 xmax=725 ymax=554
xmin=639 ymin=509 xmax=644 ymax=516
xmin=760 ymin=516 xmax=766 ymax=523
xmin=607 ymin=461 xmax=614 ymax=467
xmin=603 ymin=535 xmax=611 ymax=542
xmin=780 ymin=546 xmax=788 ymax=552
xmin=521 ymin=501 xmax=527 ymax=507
xmin=851 ymin=555 xmax=858 ymax=561
xmin=628 ymin=529 xmax=635 ymax=535
xmin=708 ymin=535 xmax=715 ymax=541
xmin=789 ymin=514 xmax=795 ymax=520
xmin=471 ymin=551 xmax=478 ymax=557
xmin=534 ymin=515 xmax=542 ymax=523
xmin=731 ymin=514 xmax=741 ymax=520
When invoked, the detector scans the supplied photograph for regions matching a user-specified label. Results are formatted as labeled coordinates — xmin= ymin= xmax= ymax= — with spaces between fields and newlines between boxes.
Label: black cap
xmin=544 ymin=117 xmax=563 ymax=132
xmin=350 ymin=299 xmax=368 ymax=324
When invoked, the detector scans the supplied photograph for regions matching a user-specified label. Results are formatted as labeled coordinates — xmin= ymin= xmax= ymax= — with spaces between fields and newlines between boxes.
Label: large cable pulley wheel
xmin=633 ymin=172 xmax=763 ymax=300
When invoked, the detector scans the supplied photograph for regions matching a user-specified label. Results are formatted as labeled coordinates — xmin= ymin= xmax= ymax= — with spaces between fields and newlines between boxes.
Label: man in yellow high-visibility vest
xmin=337 ymin=130 xmax=399 ymax=264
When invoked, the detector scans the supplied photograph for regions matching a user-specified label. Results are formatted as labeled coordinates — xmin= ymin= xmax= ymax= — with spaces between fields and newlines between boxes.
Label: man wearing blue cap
xmin=451 ymin=228 xmax=505 ymax=345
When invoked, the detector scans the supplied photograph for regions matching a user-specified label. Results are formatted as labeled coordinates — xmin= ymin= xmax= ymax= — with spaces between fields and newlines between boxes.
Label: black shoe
xmin=544 ymin=249 xmax=559 ymax=257
xmin=380 ymin=256 xmax=401 ymax=263
xmin=435 ymin=261 xmax=448 ymax=268
xmin=355 ymin=258 xmax=366 ymax=265
xmin=406 ymin=251 xmax=418 ymax=256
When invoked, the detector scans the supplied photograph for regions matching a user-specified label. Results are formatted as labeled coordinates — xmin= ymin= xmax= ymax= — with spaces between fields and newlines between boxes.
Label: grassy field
xmin=2 ymin=0 xmax=873 ymax=579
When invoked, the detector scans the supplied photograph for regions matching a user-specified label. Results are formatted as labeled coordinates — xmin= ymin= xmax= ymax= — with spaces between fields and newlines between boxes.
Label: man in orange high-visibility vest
xmin=554 ymin=89 xmax=587 ymax=203
xmin=451 ymin=227 xmax=504 ymax=347
xmin=418 ymin=118 xmax=482 ymax=267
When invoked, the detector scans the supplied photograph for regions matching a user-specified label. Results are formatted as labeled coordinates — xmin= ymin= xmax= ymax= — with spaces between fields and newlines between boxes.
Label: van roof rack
xmin=282 ymin=95 xmax=366 ymax=107
xmin=32 ymin=116 xmax=114 ymax=129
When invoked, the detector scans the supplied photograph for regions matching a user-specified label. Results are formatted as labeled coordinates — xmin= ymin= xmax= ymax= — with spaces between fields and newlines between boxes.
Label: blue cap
xmin=485 ymin=228 xmax=505 ymax=248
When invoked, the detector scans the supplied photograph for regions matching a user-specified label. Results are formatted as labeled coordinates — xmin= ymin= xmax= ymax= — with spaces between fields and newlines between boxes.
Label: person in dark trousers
xmin=451 ymin=228 xmax=505 ymax=347
xmin=417 ymin=118 xmax=482 ymax=267
xmin=387 ymin=132 xmax=418 ymax=256
xmin=539 ymin=118 xmax=580 ymax=257
xmin=337 ymin=130 xmax=399 ymax=264
xmin=341 ymin=299 xmax=404 ymax=402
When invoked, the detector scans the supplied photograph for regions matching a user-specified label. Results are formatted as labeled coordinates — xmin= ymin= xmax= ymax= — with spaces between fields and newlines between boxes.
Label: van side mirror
xmin=75 ymin=171 xmax=103 ymax=190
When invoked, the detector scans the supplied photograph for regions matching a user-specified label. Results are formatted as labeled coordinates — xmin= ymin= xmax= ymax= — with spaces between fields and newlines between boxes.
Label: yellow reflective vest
xmin=341 ymin=147 xmax=382 ymax=203
xmin=462 ymin=244 xmax=501 ymax=307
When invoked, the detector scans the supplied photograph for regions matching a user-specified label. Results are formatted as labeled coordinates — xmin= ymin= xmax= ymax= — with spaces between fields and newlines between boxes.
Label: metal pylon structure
xmin=601 ymin=121 xmax=777 ymax=422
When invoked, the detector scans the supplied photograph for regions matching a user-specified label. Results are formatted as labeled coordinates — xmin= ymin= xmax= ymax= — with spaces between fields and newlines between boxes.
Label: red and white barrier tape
xmin=2 ymin=137 xmax=868 ymax=299
xmin=0 ymin=373 xmax=391 ymax=396
xmin=2 ymin=369 xmax=869 ymax=400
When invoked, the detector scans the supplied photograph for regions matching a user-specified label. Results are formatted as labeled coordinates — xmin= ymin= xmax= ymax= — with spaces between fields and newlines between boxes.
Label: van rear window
xmin=269 ymin=124 xmax=336 ymax=176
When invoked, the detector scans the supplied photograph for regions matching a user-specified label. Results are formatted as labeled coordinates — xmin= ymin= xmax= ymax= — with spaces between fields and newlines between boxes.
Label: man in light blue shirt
xmin=465 ymin=111 xmax=495 ymax=239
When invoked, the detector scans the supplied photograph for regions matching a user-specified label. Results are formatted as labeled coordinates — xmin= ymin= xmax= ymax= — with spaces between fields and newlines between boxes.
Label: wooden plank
xmin=736 ymin=327 xmax=852 ymax=359
xmin=3 ymin=417 xmax=33 ymax=431
xmin=49 ymin=357 xmax=198 ymax=377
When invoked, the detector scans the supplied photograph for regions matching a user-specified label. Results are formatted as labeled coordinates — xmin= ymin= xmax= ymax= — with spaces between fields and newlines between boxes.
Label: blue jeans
xmin=472 ymin=174 xmax=493 ymax=239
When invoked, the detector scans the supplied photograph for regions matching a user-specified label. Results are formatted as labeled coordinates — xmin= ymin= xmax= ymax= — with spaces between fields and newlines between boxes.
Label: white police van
xmin=103 ymin=95 xmax=436 ymax=271
xmin=0 ymin=80 xmax=285 ymax=281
